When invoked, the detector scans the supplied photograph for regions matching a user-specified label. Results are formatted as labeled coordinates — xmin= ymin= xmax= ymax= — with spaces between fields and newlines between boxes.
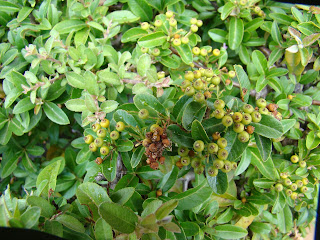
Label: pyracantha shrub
xmin=0 ymin=0 xmax=320 ymax=239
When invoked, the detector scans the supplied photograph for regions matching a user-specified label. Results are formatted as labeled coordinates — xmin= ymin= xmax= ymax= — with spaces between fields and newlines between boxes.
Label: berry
xmin=95 ymin=157 xmax=103 ymax=165
xmin=92 ymin=123 xmax=101 ymax=132
xmin=141 ymin=22 xmax=149 ymax=30
xmin=169 ymin=18 xmax=177 ymax=27
xmin=193 ymin=79 xmax=204 ymax=90
xmin=185 ymin=86 xmax=195 ymax=96
xmin=89 ymin=143 xmax=97 ymax=152
xmin=192 ymin=47 xmax=200 ymax=55
xmin=142 ymin=138 xmax=151 ymax=147
xmin=212 ymin=49 xmax=220 ymax=56
xmin=100 ymin=119 xmax=110 ymax=128
xmin=207 ymin=143 xmax=219 ymax=154
xmin=231 ymin=161 xmax=237 ymax=169
xmin=288 ymin=95 xmax=294 ymax=100
xmin=138 ymin=109 xmax=149 ymax=119
xmin=238 ymin=131 xmax=250 ymax=143
xmin=242 ymin=113 xmax=252 ymax=125
xmin=291 ymin=155 xmax=299 ymax=163
xmin=291 ymin=192 xmax=298 ymax=200
xmin=267 ymin=103 xmax=278 ymax=112
xmin=172 ymin=38 xmax=181 ymax=46
xmin=84 ymin=135 xmax=94 ymax=144
xmin=232 ymin=112 xmax=243 ymax=123
xmin=211 ymin=76 xmax=221 ymax=85
xmin=214 ymin=99 xmax=225 ymax=109
xmin=162 ymin=138 xmax=171 ymax=148
xmin=195 ymin=165 xmax=205 ymax=175
xmin=233 ymin=122 xmax=245 ymax=133
xmin=181 ymin=156 xmax=191 ymax=166
xmin=200 ymin=48 xmax=207 ymax=56
xmin=156 ymin=189 xmax=162 ymax=197
xmin=157 ymin=71 xmax=165 ymax=79
xmin=191 ymin=24 xmax=198 ymax=32
xmin=243 ymin=104 xmax=254 ymax=114
xmin=221 ymin=160 xmax=232 ymax=173
xmin=217 ymin=149 xmax=228 ymax=160
xmin=176 ymin=160 xmax=183 ymax=168
xmin=204 ymin=91 xmax=212 ymax=99
xmin=256 ymin=98 xmax=267 ymax=108
xmin=217 ymin=138 xmax=228 ymax=148
xmin=205 ymin=69 xmax=214 ymax=78
xmin=141 ymin=47 xmax=149 ymax=53
xmin=296 ymin=180 xmax=303 ymax=188
xmin=196 ymin=20 xmax=203 ymax=27
xmin=280 ymin=172 xmax=288 ymax=179
xmin=110 ymin=131 xmax=120 ymax=140
xmin=181 ymin=36 xmax=189 ymax=44
xmin=275 ymin=183 xmax=283 ymax=192
xmin=184 ymin=71 xmax=194 ymax=82
xmin=258 ymin=107 xmax=269 ymax=115
xmin=299 ymin=161 xmax=306 ymax=168
xmin=300 ymin=186 xmax=308 ymax=193
xmin=251 ymin=111 xmax=262 ymax=123
xmin=240 ymin=0 xmax=247 ymax=5
xmin=246 ymin=125 xmax=255 ymax=134
xmin=290 ymin=183 xmax=298 ymax=191
xmin=181 ymin=80 xmax=191 ymax=89
xmin=150 ymin=124 xmax=160 ymax=132
xmin=286 ymin=189 xmax=293 ymax=196
xmin=228 ymin=71 xmax=236 ymax=78
xmin=152 ymin=48 xmax=160 ymax=56
xmin=94 ymin=138 xmax=104 ymax=147
xmin=284 ymin=178 xmax=292 ymax=186
xmin=178 ymin=146 xmax=189 ymax=157
xmin=212 ymin=159 xmax=224 ymax=169
xmin=193 ymin=92 xmax=205 ymax=103
xmin=191 ymin=157 xmax=202 ymax=168
xmin=222 ymin=115 xmax=233 ymax=127
xmin=213 ymin=109 xmax=225 ymax=119
xmin=207 ymin=166 xmax=218 ymax=177
xmin=159 ymin=156 xmax=165 ymax=164
xmin=154 ymin=19 xmax=163 ymax=27
xmin=302 ymin=178 xmax=309 ymax=185
xmin=193 ymin=140 xmax=205 ymax=152
xmin=166 ymin=11 xmax=174 ymax=18
xmin=116 ymin=121 xmax=125 ymax=132
xmin=254 ymin=6 xmax=261 ymax=13
xmin=212 ymin=132 xmax=221 ymax=141
xmin=190 ymin=18 xmax=197 ymax=25
xmin=97 ymin=129 xmax=107 ymax=138
xmin=100 ymin=146 xmax=110 ymax=155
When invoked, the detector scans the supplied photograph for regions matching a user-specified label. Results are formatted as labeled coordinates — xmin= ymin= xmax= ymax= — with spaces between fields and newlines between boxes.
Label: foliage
xmin=0 ymin=0 xmax=320 ymax=239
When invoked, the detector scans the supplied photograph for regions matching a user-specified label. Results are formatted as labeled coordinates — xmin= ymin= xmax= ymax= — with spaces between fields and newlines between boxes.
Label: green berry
xmin=94 ymin=138 xmax=104 ymax=147
xmin=191 ymin=157 xmax=202 ymax=168
xmin=251 ymin=111 xmax=262 ymax=123
xmin=238 ymin=131 xmax=250 ymax=143
xmin=290 ymin=183 xmax=298 ymax=191
xmin=154 ymin=19 xmax=163 ymax=27
xmin=211 ymin=76 xmax=221 ymax=85
xmin=181 ymin=80 xmax=191 ymax=89
xmin=100 ymin=146 xmax=110 ymax=155
xmin=178 ymin=146 xmax=189 ymax=157
xmin=228 ymin=71 xmax=236 ymax=78
xmin=213 ymin=109 xmax=225 ymax=119
xmin=291 ymin=192 xmax=298 ymax=200
xmin=185 ymin=86 xmax=195 ymax=96
xmin=116 ymin=121 xmax=125 ymax=132
xmin=89 ymin=143 xmax=97 ymax=152
xmin=259 ymin=107 xmax=269 ymax=115
xmin=205 ymin=69 xmax=214 ymax=78
xmin=92 ymin=123 xmax=101 ymax=132
xmin=283 ymin=178 xmax=292 ymax=186
xmin=181 ymin=156 xmax=191 ymax=166
xmin=212 ymin=159 xmax=224 ymax=169
xmin=195 ymin=165 xmax=204 ymax=175
xmin=221 ymin=160 xmax=232 ymax=173
xmin=213 ymin=99 xmax=225 ymax=109
xmin=275 ymin=183 xmax=283 ymax=192
xmin=152 ymin=48 xmax=160 ymax=56
xmin=192 ymin=47 xmax=200 ymax=55
xmin=286 ymin=189 xmax=293 ymax=196
xmin=231 ymin=161 xmax=237 ymax=169
xmin=169 ymin=18 xmax=177 ymax=27
xmin=184 ymin=71 xmax=194 ymax=81
xmin=157 ymin=71 xmax=165 ymax=79
xmin=172 ymin=38 xmax=181 ymax=46
xmin=166 ymin=11 xmax=174 ymax=18
xmin=233 ymin=122 xmax=245 ymax=133
xmin=207 ymin=166 xmax=218 ymax=177
xmin=84 ymin=135 xmax=94 ymax=144
xmin=207 ymin=143 xmax=219 ymax=154
xmin=100 ymin=119 xmax=110 ymax=128
xmin=150 ymin=124 xmax=160 ymax=132
xmin=222 ymin=115 xmax=233 ymax=127
xmin=242 ymin=113 xmax=252 ymax=125
xmin=193 ymin=70 xmax=201 ymax=79
xmin=141 ymin=22 xmax=149 ymax=30
xmin=196 ymin=20 xmax=203 ymax=27
xmin=232 ymin=112 xmax=243 ymax=123
xmin=296 ymin=180 xmax=303 ymax=188
xmin=254 ymin=6 xmax=261 ymax=13
xmin=138 ymin=109 xmax=149 ymax=119
xmin=193 ymin=92 xmax=205 ymax=103
xmin=243 ymin=104 xmax=254 ymax=114
xmin=299 ymin=161 xmax=306 ymax=168
xmin=217 ymin=149 xmax=228 ymax=160
xmin=190 ymin=24 xmax=198 ymax=32
xmin=212 ymin=49 xmax=220 ymax=56
xmin=300 ymin=186 xmax=308 ymax=193
xmin=190 ymin=18 xmax=197 ymax=25
xmin=291 ymin=155 xmax=299 ymax=163
xmin=302 ymin=178 xmax=309 ymax=185
xmin=200 ymin=48 xmax=207 ymax=56
xmin=280 ymin=172 xmax=288 ymax=179
xmin=256 ymin=98 xmax=267 ymax=108
xmin=193 ymin=79 xmax=204 ymax=90
xmin=97 ymin=129 xmax=107 ymax=138
xmin=193 ymin=140 xmax=205 ymax=152
xmin=217 ymin=138 xmax=228 ymax=148
xmin=110 ymin=131 xmax=120 ymax=140
xmin=141 ymin=47 xmax=149 ymax=53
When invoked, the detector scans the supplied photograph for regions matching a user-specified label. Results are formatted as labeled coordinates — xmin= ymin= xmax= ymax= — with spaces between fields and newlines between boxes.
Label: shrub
xmin=0 ymin=0 xmax=320 ymax=239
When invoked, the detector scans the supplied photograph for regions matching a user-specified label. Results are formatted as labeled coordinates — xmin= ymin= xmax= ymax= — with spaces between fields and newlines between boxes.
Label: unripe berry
xmin=181 ymin=37 xmax=189 ymax=44
xmin=232 ymin=112 xmax=243 ymax=122
xmin=213 ymin=159 xmax=224 ymax=169
xmin=100 ymin=119 xmax=110 ymax=128
xmin=156 ymin=189 xmax=162 ymax=197
xmin=110 ymin=131 xmax=120 ymax=140
xmin=190 ymin=24 xmax=198 ymax=32
xmin=212 ymin=49 xmax=220 ymax=56
xmin=190 ymin=18 xmax=197 ymax=25
xmin=157 ymin=71 xmax=165 ymax=79
xmin=290 ymin=183 xmax=298 ymax=191
xmin=254 ymin=6 xmax=261 ymax=13
xmin=283 ymin=178 xmax=292 ymax=186
xmin=138 ymin=109 xmax=149 ymax=119
xmin=193 ymin=140 xmax=205 ymax=152
xmin=92 ymin=123 xmax=101 ymax=132
xmin=221 ymin=160 xmax=232 ymax=173
xmin=213 ymin=109 xmax=225 ymax=119
xmin=185 ymin=86 xmax=195 ymax=96
xmin=217 ymin=138 xmax=228 ymax=148
xmin=193 ymin=79 xmax=204 ymax=90
xmin=243 ymin=104 xmax=254 ymax=114
xmin=142 ymin=138 xmax=151 ymax=147
xmin=240 ymin=0 xmax=247 ymax=5
xmin=259 ymin=107 xmax=269 ymax=115
xmin=300 ymin=186 xmax=308 ymax=193
xmin=207 ymin=143 xmax=219 ymax=154
xmin=152 ymin=48 xmax=160 ymax=56
xmin=100 ymin=146 xmax=110 ymax=155
xmin=97 ymin=129 xmax=107 ymax=138
xmin=238 ymin=131 xmax=250 ymax=143
xmin=191 ymin=157 xmax=202 ymax=168
xmin=166 ymin=11 xmax=174 ymax=18
xmin=169 ymin=18 xmax=177 ymax=27
xmin=231 ymin=161 xmax=237 ymax=169
xmin=84 ymin=135 xmax=94 ymax=144
xmin=205 ymin=69 xmax=214 ymax=78
xmin=280 ymin=172 xmax=288 ymax=179
xmin=299 ymin=161 xmax=306 ymax=168
xmin=302 ymin=178 xmax=309 ymax=185
xmin=192 ymin=47 xmax=200 ymax=55
xmin=116 ymin=121 xmax=125 ymax=132
xmin=286 ymin=189 xmax=293 ymax=196
xmin=256 ymin=98 xmax=267 ymax=108
xmin=213 ymin=99 xmax=225 ymax=109
xmin=95 ymin=157 xmax=103 ymax=165
xmin=204 ymin=91 xmax=212 ymax=99
xmin=193 ymin=92 xmax=205 ymax=103
xmin=184 ymin=71 xmax=194 ymax=81
xmin=181 ymin=156 xmax=191 ymax=166
xmin=291 ymin=155 xmax=299 ymax=163
xmin=296 ymin=180 xmax=303 ymax=188
xmin=287 ymin=94 xmax=294 ymax=100
xmin=94 ymin=137 xmax=104 ymax=147
xmin=141 ymin=47 xmax=149 ymax=53
xmin=275 ymin=183 xmax=283 ymax=192
xmin=195 ymin=165 xmax=205 ymax=175
xmin=291 ymin=192 xmax=298 ymax=200
xmin=217 ymin=149 xmax=228 ymax=160
xmin=196 ymin=20 xmax=203 ymax=27
xmin=200 ymin=48 xmax=207 ymax=56
xmin=150 ymin=124 xmax=160 ymax=132
xmin=207 ymin=166 xmax=218 ymax=177
xmin=258 ymin=10 xmax=265 ymax=17
xmin=181 ymin=80 xmax=191 ymax=89
xmin=178 ymin=146 xmax=189 ymax=157
xmin=242 ymin=113 xmax=252 ymax=125
xmin=222 ymin=115 xmax=233 ymax=127
xmin=154 ymin=19 xmax=163 ymax=27
xmin=141 ymin=22 xmax=149 ymax=30
xmin=89 ymin=142 xmax=98 ymax=152
xmin=251 ymin=111 xmax=262 ymax=123
xmin=228 ymin=71 xmax=236 ymax=78
xmin=172 ymin=38 xmax=181 ymax=46
xmin=211 ymin=76 xmax=221 ymax=85
xmin=193 ymin=70 xmax=201 ymax=79
xmin=233 ymin=122 xmax=245 ymax=133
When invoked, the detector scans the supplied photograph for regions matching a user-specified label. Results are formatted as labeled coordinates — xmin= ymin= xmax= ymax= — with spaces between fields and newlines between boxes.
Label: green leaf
xmin=66 ymin=72 xmax=85 ymax=89
xmin=250 ymin=222 xmax=271 ymax=235
xmin=97 ymin=70 xmax=121 ymax=86
xmin=217 ymin=208 xmax=234 ymax=224
xmin=110 ymin=187 xmax=135 ymax=205
xmin=202 ymin=117 xmax=225 ymax=136
xmin=306 ymin=131 xmax=320 ymax=150
xmin=56 ymin=214 xmax=85 ymax=233
xmin=180 ymin=222 xmax=200 ymax=236
xmin=122 ymin=27 xmax=148 ymax=43
xmin=99 ymin=202 xmax=138 ymax=234
xmin=253 ymin=178 xmax=275 ymax=189
xmin=0 ymin=122 xmax=12 ymax=145
xmin=95 ymin=218 xmax=113 ymax=240
xmin=291 ymin=94 xmax=312 ymax=107
xmin=173 ymin=180 xmax=212 ymax=210
xmin=27 ymin=196 xmax=55 ymax=218
xmin=43 ymin=102 xmax=70 ymax=125
xmin=44 ymin=221 xmax=63 ymax=238
xmin=107 ymin=10 xmax=140 ymax=24
xmin=254 ymin=133 xmax=272 ymax=162
xmin=174 ymin=44 xmax=193 ymax=65
xmin=36 ymin=160 xmax=62 ymax=197
xmin=137 ymin=54 xmax=151 ymax=76
xmin=208 ymin=29 xmax=227 ymax=43
xmin=281 ymin=119 xmax=296 ymax=134
xmin=269 ymin=13 xmax=294 ymax=25
xmin=76 ymin=145 xmax=92 ymax=164
xmin=234 ymin=148 xmax=251 ymax=176
xmin=65 ymin=99 xmax=87 ymax=112
xmin=172 ymin=95 xmax=193 ymax=123
xmin=182 ymin=102 xmax=206 ymax=130
xmin=250 ymin=114 xmax=283 ymax=139
xmin=52 ymin=20 xmax=86 ymax=34
xmin=303 ymin=33 xmax=320 ymax=47
xmin=1 ymin=152 xmax=22 ymax=179
xmin=85 ymin=94 xmax=98 ymax=112
xmin=271 ymin=21 xmax=282 ymax=45
xmin=224 ymin=130 xmax=249 ymax=161
xmin=0 ymin=1 xmax=19 ymax=12
xmin=133 ymin=93 xmax=167 ymax=117
xmin=221 ymin=2 xmax=235 ymax=20
xmin=207 ymin=170 xmax=228 ymax=194
xmin=266 ymin=68 xmax=288 ymax=78
xmin=160 ymin=54 xmax=181 ymax=69
xmin=85 ymin=71 xmax=99 ymax=96
xmin=17 ymin=7 xmax=33 ymax=22
xmin=155 ymin=199 xmax=178 ymax=220
xmin=250 ymin=148 xmax=279 ymax=180
xmin=100 ymin=100 xmax=119 ymax=113
xmin=157 ymin=166 xmax=179 ymax=192
xmin=114 ymin=109 xmax=140 ymax=134
xmin=234 ymin=65 xmax=250 ymax=103
xmin=244 ymin=18 xmax=264 ymax=32
xmin=277 ymin=205 xmax=293 ymax=233
xmin=166 ymin=124 xmax=194 ymax=148
xmin=20 ymin=206 xmax=41 ymax=228
xmin=138 ymin=32 xmax=167 ymax=48
xmin=191 ymin=120 xmax=210 ymax=143
xmin=128 ymin=0 xmax=152 ymax=22
xmin=252 ymin=50 xmax=268 ymax=76
xmin=131 ymin=145 xmax=145 ymax=168
xmin=228 ymin=17 xmax=244 ymax=50
xmin=210 ymin=224 xmax=248 ymax=239
xmin=116 ymin=139 xmax=134 ymax=152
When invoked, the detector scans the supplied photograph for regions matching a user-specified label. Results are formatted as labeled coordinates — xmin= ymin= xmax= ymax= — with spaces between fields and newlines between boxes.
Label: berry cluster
xmin=143 ymin=124 xmax=171 ymax=170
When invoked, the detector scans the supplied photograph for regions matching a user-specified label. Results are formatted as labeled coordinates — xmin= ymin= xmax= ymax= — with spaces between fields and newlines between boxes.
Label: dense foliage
xmin=1 ymin=0 xmax=320 ymax=239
